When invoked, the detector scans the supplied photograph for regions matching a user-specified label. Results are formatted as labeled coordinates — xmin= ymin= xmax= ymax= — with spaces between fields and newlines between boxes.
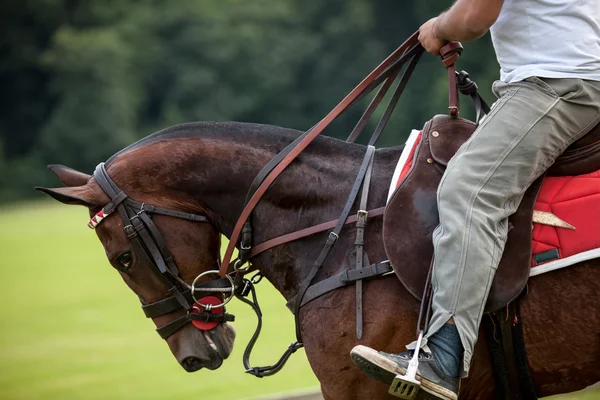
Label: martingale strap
xmin=235 ymin=275 xmax=304 ymax=378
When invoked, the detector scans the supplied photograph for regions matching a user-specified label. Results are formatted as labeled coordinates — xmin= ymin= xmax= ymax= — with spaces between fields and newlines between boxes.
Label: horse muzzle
xmin=173 ymin=322 xmax=236 ymax=372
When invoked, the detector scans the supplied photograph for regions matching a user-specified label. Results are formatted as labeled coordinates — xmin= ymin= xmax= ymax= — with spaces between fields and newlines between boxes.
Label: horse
xmin=38 ymin=120 xmax=600 ymax=399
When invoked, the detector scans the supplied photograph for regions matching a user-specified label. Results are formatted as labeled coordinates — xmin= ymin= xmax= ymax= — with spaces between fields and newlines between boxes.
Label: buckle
xmin=326 ymin=231 xmax=339 ymax=245
xmin=356 ymin=210 xmax=368 ymax=226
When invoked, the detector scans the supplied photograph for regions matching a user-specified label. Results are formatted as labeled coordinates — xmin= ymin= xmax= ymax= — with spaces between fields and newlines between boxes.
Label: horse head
xmin=36 ymin=154 xmax=236 ymax=373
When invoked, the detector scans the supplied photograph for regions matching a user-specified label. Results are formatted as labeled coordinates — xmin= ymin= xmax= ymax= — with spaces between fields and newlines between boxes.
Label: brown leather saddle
xmin=384 ymin=114 xmax=600 ymax=312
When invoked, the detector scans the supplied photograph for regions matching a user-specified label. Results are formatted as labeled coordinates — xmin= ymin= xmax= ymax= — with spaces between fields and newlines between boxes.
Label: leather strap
xmin=286 ymin=261 xmax=393 ymax=310
xmin=249 ymin=206 xmax=386 ymax=258
xmin=142 ymin=278 xmax=233 ymax=318
xmin=155 ymin=311 xmax=235 ymax=339
xmin=368 ymin=49 xmax=423 ymax=146
xmin=354 ymin=146 xmax=375 ymax=339
xmin=456 ymin=70 xmax=491 ymax=124
xmin=244 ymin=50 xmax=424 ymax=270
xmin=220 ymin=32 xmax=423 ymax=276
xmin=292 ymin=145 xmax=376 ymax=342
xmin=245 ymin=45 xmax=415 ymax=204
xmin=440 ymin=42 xmax=463 ymax=117
xmin=142 ymin=291 xmax=193 ymax=318
xmin=234 ymin=276 xmax=304 ymax=377
xmin=238 ymin=44 xmax=423 ymax=264
xmin=346 ymin=64 xmax=403 ymax=143
xmin=499 ymin=304 xmax=523 ymax=399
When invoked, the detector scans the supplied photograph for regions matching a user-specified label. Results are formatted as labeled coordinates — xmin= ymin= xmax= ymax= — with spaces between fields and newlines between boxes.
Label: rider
xmin=351 ymin=0 xmax=600 ymax=398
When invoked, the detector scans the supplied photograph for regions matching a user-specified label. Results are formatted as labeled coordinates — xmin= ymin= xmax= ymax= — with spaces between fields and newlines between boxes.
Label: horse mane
xmin=106 ymin=121 xmax=369 ymax=165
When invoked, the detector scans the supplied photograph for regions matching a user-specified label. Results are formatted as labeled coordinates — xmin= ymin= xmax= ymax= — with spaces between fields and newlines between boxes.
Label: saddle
xmin=384 ymin=114 xmax=600 ymax=312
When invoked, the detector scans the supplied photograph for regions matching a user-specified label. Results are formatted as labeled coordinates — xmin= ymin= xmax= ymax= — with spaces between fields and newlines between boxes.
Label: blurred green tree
xmin=0 ymin=0 xmax=501 ymax=201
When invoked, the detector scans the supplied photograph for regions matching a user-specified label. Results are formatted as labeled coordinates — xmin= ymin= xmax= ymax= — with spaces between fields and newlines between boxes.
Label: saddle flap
xmin=549 ymin=121 xmax=600 ymax=176
xmin=427 ymin=115 xmax=477 ymax=166
xmin=384 ymin=115 xmax=538 ymax=312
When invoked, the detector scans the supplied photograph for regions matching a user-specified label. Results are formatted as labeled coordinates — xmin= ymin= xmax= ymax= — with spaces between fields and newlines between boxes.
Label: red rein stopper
xmin=191 ymin=296 xmax=222 ymax=331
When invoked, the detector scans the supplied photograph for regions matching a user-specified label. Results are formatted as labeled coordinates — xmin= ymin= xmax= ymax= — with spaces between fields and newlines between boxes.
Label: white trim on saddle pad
xmin=530 ymin=247 xmax=600 ymax=277
xmin=387 ymin=129 xmax=422 ymax=203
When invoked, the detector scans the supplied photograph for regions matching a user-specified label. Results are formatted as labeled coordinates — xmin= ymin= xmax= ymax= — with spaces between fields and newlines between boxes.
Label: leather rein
xmin=87 ymin=32 xmax=483 ymax=377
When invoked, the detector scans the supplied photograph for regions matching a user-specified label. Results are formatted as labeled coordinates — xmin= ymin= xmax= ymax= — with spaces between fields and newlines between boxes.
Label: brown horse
xmin=38 ymin=121 xmax=600 ymax=399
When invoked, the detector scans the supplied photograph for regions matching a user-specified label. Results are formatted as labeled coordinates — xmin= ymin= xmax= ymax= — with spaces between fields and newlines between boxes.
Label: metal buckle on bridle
xmin=191 ymin=270 xmax=235 ymax=309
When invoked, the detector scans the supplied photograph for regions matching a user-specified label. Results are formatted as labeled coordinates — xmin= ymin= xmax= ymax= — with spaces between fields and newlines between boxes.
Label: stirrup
xmin=388 ymin=331 xmax=424 ymax=399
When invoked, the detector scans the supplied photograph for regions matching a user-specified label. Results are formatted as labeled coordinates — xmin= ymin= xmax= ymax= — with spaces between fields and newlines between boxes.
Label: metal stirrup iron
xmin=389 ymin=331 xmax=424 ymax=399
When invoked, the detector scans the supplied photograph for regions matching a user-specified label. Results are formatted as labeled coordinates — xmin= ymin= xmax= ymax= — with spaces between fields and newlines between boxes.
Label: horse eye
xmin=117 ymin=252 xmax=133 ymax=271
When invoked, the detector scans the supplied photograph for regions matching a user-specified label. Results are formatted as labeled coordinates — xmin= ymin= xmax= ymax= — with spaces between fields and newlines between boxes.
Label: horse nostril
xmin=181 ymin=357 xmax=204 ymax=372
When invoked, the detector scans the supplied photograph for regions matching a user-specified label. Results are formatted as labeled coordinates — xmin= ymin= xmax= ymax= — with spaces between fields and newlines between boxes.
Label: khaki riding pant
xmin=411 ymin=77 xmax=600 ymax=376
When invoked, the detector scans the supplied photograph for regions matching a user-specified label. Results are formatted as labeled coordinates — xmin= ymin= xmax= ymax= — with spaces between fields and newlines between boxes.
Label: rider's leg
xmin=352 ymin=77 xmax=600 ymax=399
xmin=423 ymin=77 xmax=600 ymax=378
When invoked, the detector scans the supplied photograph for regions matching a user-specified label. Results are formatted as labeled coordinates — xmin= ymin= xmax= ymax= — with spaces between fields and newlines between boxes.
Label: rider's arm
xmin=419 ymin=0 xmax=504 ymax=54
xmin=435 ymin=0 xmax=505 ymax=41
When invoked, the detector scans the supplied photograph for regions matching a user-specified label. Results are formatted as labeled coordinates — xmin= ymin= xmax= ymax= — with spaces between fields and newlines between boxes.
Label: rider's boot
xmin=350 ymin=324 xmax=462 ymax=400
xmin=351 ymin=347 xmax=459 ymax=400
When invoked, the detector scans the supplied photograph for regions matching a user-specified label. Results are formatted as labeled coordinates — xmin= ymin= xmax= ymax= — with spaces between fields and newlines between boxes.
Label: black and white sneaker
xmin=351 ymin=345 xmax=459 ymax=400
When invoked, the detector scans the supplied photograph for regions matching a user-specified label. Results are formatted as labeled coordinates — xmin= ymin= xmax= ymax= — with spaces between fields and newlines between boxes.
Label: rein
xmin=219 ymin=34 xmax=472 ymax=377
xmin=87 ymin=31 xmax=483 ymax=378
xmin=220 ymin=32 xmax=426 ymax=274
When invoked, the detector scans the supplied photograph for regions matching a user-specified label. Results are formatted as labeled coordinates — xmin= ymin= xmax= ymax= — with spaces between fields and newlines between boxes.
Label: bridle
xmin=90 ymin=162 xmax=236 ymax=339
xmin=87 ymin=160 xmax=385 ymax=376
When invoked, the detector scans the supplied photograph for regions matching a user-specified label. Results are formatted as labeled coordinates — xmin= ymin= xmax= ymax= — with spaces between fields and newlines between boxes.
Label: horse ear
xmin=35 ymin=185 xmax=98 ymax=207
xmin=47 ymin=164 xmax=91 ymax=187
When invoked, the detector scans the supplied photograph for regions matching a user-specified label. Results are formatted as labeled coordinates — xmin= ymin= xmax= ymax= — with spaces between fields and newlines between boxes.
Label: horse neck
xmin=111 ymin=122 xmax=401 ymax=298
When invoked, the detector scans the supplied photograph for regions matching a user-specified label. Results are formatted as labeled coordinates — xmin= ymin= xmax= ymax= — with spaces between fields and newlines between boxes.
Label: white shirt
xmin=490 ymin=0 xmax=600 ymax=83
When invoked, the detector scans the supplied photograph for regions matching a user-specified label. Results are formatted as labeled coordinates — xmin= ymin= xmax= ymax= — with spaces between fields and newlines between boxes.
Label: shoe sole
xmin=351 ymin=346 xmax=458 ymax=400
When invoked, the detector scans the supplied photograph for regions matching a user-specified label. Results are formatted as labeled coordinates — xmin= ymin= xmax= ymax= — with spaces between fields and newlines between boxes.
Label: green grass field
xmin=0 ymin=202 xmax=598 ymax=399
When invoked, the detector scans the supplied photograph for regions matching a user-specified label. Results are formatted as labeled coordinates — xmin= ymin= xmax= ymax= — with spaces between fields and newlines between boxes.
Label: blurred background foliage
xmin=0 ymin=0 xmax=499 ymax=202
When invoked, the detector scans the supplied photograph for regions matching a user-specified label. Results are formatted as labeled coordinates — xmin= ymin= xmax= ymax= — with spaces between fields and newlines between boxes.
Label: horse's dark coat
xmin=40 ymin=122 xmax=600 ymax=399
